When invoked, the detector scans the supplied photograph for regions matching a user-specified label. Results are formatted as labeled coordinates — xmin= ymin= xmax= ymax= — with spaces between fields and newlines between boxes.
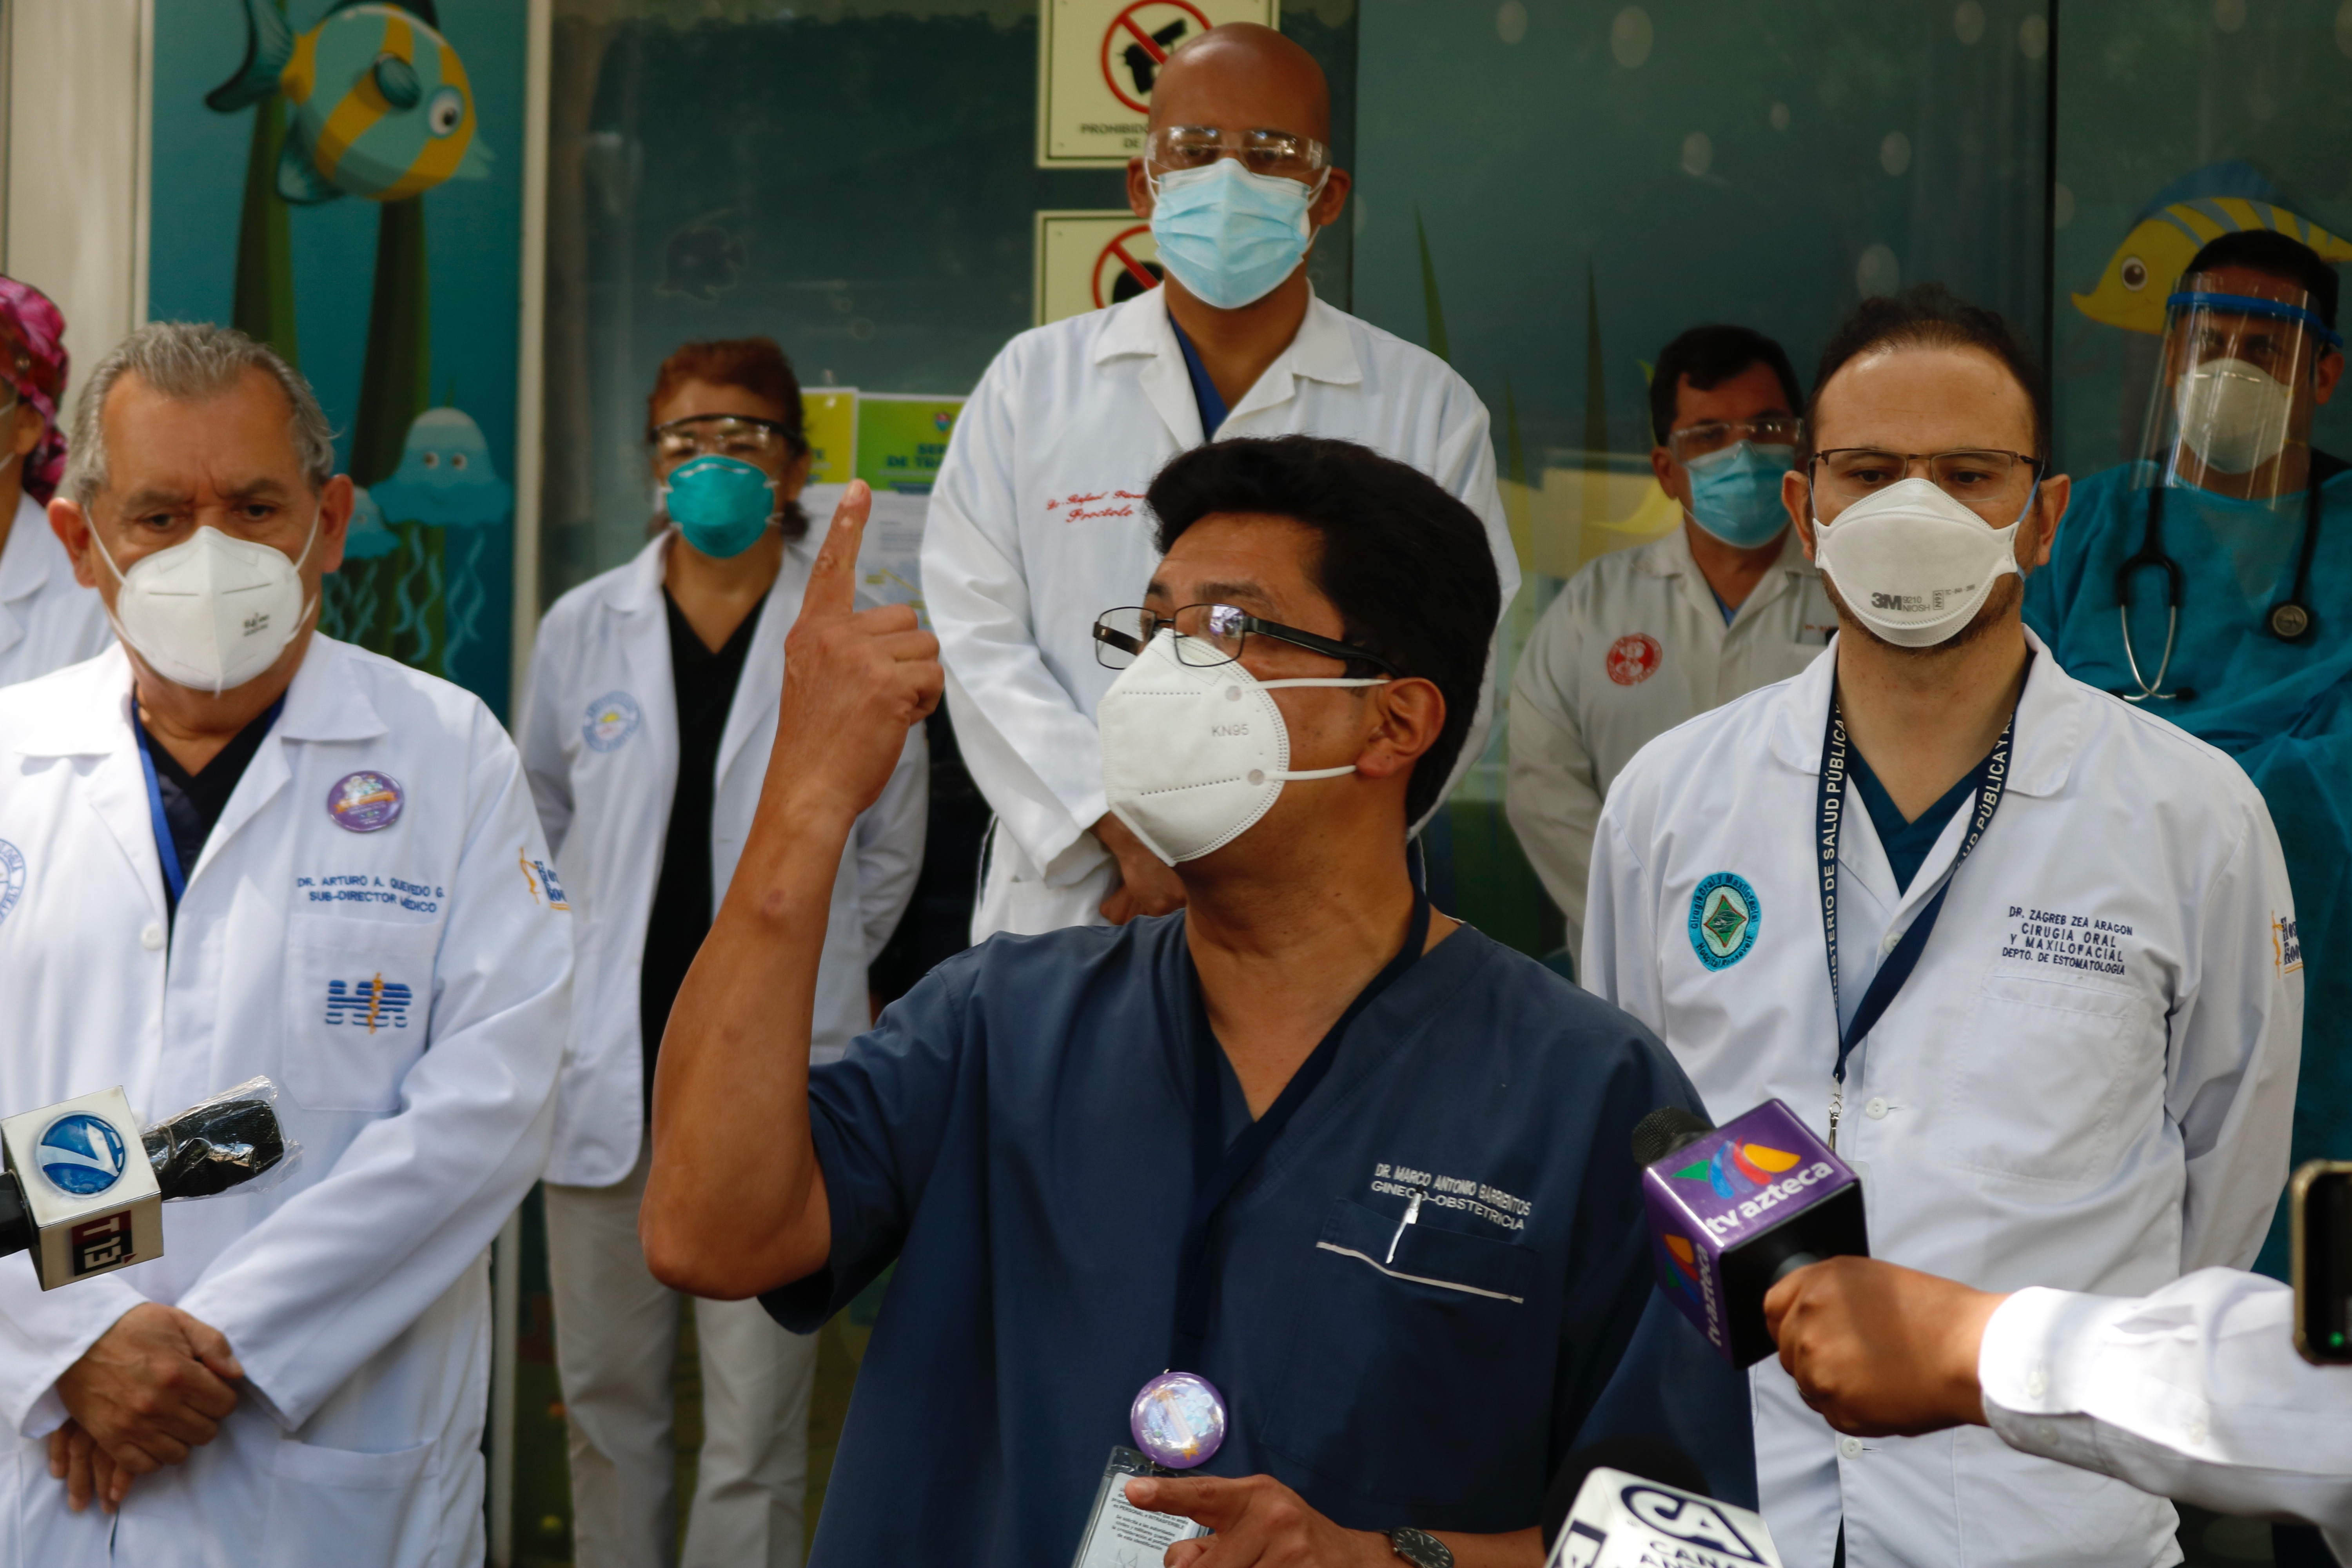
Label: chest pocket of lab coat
xmin=283 ymin=913 xmax=441 ymax=1113
xmin=1263 ymin=1198 xmax=1543 ymax=1510
xmin=1938 ymin=974 xmax=2154 ymax=1184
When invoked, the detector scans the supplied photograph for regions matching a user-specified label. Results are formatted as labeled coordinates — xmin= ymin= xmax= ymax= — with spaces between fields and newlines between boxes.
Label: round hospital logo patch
xmin=1606 ymin=633 xmax=1662 ymax=686
xmin=327 ymin=771 xmax=405 ymax=834
xmin=583 ymin=691 xmax=642 ymax=753
xmin=0 ymin=839 xmax=22 ymax=928
xmin=1688 ymin=871 xmax=1759 ymax=970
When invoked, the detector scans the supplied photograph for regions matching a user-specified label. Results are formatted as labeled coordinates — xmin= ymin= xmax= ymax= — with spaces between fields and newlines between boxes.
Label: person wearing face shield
xmin=923 ymin=22 xmax=1516 ymax=944
xmin=1585 ymin=285 xmax=2300 ymax=1568
xmin=0 ymin=277 xmax=107 ymax=687
xmin=0 ymin=323 xmax=572 ymax=1565
xmin=642 ymin=436 xmax=1750 ymax=1568
xmin=515 ymin=338 xmax=925 ymax=1568
xmin=2024 ymin=229 xmax=2351 ymax=1282
xmin=1506 ymin=326 xmax=1836 ymax=965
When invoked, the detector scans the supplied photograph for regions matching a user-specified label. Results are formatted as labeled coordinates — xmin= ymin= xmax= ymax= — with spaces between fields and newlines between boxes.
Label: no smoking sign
xmin=1034 ymin=212 xmax=1165 ymax=325
xmin=1036 ymin=0 xmax=1279 ymax=168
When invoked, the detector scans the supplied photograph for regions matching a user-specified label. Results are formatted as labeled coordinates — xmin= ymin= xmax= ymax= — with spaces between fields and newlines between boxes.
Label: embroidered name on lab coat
xmin=1998 ymin=904 xmax=2133 ymax=978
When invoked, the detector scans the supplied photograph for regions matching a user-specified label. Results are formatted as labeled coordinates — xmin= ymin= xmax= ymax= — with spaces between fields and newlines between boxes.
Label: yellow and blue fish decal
xmin=2074 ymin=160 xmax=2352 ymax=336
xmin=207 ymin=0 xmax=491 ymax=205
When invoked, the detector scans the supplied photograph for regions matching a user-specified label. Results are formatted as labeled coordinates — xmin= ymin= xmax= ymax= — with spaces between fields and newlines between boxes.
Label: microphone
xmin=1633 ymin=1098 xmax=1869 ymax=1367
xmin=1546 ymin=1460 xmax=1785 ymax=1568
xmin=1542 ymin=1438 xmax=1708 ymax=1553
xmin=0 ymin=1080 xmax=297 ymax=1289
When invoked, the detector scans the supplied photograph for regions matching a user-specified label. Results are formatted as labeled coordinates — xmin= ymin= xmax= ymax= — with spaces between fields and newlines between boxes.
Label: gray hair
xmin=64 ymin=321 xmax=338 ymax=505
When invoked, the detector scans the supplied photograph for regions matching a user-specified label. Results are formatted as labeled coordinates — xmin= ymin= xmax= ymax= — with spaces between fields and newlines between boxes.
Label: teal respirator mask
xmin=663 ymin=454 xmax=777 ymax=559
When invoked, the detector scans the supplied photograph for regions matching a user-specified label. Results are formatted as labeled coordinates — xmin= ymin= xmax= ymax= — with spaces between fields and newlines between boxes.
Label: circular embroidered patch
xmin=1688 ymin=871 xmax=1760 ymax=969
xmin=327 ymin=771 xmax=405 ymax=834
xmin=0 ymin=838 xmax=22 ymax=928
xmin=583 ymin=691 xmax=642 ymax=753
xmin=1606 ymin=632 xmax=1662 ymax=686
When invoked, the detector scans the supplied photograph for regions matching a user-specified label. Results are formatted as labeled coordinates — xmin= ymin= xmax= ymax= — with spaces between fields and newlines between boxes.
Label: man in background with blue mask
xmin=1507 ymin=326 xmax=1833 ymax=965
xmin=2025 ymin=229 xmax=2349 ymax=1282
xmin=924 ymin=22 xmax=1515 ymax=941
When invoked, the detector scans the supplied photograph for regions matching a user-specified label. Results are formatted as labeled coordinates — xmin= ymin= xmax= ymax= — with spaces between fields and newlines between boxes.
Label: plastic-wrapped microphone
xmin=1633 ymin=1098 xmax=1869 ymax=1367
xmin=0 ymin=1078 xmax=301 ymax=1288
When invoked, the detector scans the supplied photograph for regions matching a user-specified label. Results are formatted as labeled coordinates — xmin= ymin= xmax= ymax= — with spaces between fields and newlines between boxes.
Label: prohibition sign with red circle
xmin=1101 ymin=0 xmax=1214 ymax=115
xmin=1092 ymin=224 xmax=1163 ymax=309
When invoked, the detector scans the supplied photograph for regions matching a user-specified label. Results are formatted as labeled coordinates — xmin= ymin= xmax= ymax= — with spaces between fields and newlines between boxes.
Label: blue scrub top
xmin=2026 ymin=460 xmax=2352 ymax=1275
xmin=766 ymin=912 xmax=1750 ymax=1565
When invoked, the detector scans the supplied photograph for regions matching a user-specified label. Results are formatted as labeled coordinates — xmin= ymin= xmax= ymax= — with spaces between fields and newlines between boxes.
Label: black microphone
xmin=1633 ymin=1098 xmax=1869 ymax=1367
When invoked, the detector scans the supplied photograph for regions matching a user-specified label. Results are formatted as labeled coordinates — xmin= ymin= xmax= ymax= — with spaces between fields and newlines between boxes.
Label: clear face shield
xmin=2114 ymin=271 xmax=2344 ymax=696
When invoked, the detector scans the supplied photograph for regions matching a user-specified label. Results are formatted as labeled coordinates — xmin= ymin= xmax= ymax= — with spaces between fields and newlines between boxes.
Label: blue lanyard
xmin=1815 ymin=682 xmax=2017 ymax=1147
xmin=133 ymin=717 xmax=187 ymax=906
xmin=1169 ymin=892 xmax=1432 ymax=1372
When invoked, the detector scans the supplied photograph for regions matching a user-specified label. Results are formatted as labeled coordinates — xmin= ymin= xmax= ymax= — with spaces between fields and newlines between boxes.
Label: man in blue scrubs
xmin=2025 ymin=229 xmax=2349 ymax=1274
xmin=644 ymin=436 xmax=1746 ymax=1567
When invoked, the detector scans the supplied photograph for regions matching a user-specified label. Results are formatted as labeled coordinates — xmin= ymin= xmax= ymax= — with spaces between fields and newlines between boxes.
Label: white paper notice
xmin=1071 ymin=1449 xmax=1211 ymax=1568
xmin=802 ymin=482 xmax=928 ymax=623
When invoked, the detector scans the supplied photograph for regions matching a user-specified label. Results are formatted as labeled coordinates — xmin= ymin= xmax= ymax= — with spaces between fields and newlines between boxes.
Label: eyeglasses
xmin=1809 ymin=447 xmax=2045 ymax=519
xmin=1093 ymin=603 xmax=1397 ymax=675
xmin=1146 ymin=125 xmax=1330 ymax=182
xmin=652 ymin=414 xmax=798 ymax=463
xmin=1667 ymin=417 xmax=1803 ymax=463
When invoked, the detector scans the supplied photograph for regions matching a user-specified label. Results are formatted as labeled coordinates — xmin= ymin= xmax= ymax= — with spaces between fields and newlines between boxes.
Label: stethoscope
xmin=2112 ymin=450 xmax=2337 ymax=702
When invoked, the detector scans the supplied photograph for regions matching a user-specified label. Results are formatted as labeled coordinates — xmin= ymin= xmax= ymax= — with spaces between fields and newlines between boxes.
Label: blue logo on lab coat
xmin=583 ymin=691 xmax=642 ymax=752
xmin=38 ymin=1113 xmax=126 ymax=1196
xmin=325 ymin=975 xmax=414 ymax=1031
xmin=0 ymin=838 xmax=21 ymax=928
xmin=1689 ymin=872 xmax=1760 ymax=970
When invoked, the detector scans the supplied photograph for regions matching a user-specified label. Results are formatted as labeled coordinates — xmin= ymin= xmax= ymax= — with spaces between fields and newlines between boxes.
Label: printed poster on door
xmin=1036 ymin=0 xmax=1279 ymax=168
xmin=1034 ymin=211 xmax=1165 ymax=325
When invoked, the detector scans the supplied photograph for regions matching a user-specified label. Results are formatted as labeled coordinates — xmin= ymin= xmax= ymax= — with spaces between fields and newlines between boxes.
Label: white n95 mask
xmin=2175 ymin=359 xmax=2294 ymax=475
xmin=1098 ymin=630 xmax=1382 ymax=865
xmin=95 ymin=520 xmax=320 ymax=694
xmin=1812 ymin=475 xmax=2023 ymax=649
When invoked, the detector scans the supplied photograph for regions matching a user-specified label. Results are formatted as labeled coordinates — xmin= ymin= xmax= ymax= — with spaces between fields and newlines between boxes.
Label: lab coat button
xmin=1880 ymin=930 xmax=1900 ymax=955
xmin=140 ymin=923 xmax=164 ymax=951
xmin=1839 ymin=1436 xmax=1864 ymax=1459
xmin=2024 ymin=1367 xmax=2049 ymax=1398
xmin=2186 ymin=1418 xmax=2207 ymax=1446
xmin=1864 ymin=1097 xmax=1889 ymax=1120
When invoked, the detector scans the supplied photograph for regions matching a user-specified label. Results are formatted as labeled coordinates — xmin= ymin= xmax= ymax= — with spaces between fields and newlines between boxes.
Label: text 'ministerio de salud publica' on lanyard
xmin=1121 ymin=892 xmax=1435 ymax=1475
xmin=1814 ymin=668 xmax=2022 ymax=1150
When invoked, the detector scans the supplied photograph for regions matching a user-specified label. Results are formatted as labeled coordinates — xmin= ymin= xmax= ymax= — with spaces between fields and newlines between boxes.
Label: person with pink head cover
xmin=0 ymin=278 xmax=105 ymax=686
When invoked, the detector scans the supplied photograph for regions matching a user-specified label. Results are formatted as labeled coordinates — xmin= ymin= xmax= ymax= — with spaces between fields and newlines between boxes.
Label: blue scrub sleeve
xmin=1572 ymin=1292 xmax=1760 ymax=1508
xmin=762 ymin=956 xmax=976 ymax=1332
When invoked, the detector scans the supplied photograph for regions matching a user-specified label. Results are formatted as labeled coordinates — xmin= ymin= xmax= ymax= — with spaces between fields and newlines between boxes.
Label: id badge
xmin=1069 ymin=1445 xmax=1211 ymax=1568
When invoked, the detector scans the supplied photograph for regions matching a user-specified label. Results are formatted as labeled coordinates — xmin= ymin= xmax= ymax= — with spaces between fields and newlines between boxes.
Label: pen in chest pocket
xmin=1385 ymin=1187 xmax=1424 ymax=1264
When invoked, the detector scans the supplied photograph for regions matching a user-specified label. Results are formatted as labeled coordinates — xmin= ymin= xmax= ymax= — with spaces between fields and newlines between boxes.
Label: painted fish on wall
xmin=206 ymin=0 xmax=491 ymax=205
xmin=2074 ymin=160 xmax=2352 ymax=336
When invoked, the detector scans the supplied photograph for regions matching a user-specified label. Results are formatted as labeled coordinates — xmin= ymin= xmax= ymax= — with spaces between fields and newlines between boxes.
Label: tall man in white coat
xmin=924 ymin=22 xmax=1516 ymax=938
xmin=0 ymin=323 xmax=571 ymax=1566
xmin=1584 ymin=286 xmax=2300 ymax=1568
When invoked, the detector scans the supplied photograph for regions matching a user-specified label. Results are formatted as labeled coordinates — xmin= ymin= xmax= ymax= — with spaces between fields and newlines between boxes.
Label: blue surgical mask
xmin=1148 ymin=158 xmax=1325 ymax=310
xmin=1682 ymin=441 xmax=1795 ymax=548
xmin=664 ymin=455 xmax=776 ymax=560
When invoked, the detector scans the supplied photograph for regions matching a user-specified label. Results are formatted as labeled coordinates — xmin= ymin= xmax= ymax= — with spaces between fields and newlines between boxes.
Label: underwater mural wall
xmin=149 ymin=0 xmax=527 ymax=715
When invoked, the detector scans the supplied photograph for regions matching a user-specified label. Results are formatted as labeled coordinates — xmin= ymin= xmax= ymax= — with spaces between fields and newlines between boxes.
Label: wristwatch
xmin=1385 ymin=1526 xmax=1455 ymax=1568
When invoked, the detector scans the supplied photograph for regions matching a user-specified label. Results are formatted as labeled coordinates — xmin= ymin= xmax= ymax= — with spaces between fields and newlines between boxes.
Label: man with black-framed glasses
xmin=1584 ymin=285 xmax=2300 ymax=1568
xmin=924 ymin=22 xmax=1515 ymax=942
xmin=1508 ymin=325 xmax=1833 ymax=965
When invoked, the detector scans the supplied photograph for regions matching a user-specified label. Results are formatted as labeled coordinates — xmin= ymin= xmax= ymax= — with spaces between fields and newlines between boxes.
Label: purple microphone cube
xmin=1641 ymin=1098 xmax=1869 ymax=1367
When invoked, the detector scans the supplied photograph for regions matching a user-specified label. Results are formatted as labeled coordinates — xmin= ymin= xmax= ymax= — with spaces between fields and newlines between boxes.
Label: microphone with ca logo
xmin=0 ymin=1078 xmax=299 ymax=1289
xmin=1542 ymin=1441 xmax=1784 ymax=1568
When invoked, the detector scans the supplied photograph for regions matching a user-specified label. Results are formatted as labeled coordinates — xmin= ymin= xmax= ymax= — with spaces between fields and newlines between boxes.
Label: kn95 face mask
xmin=94 ymin=517 xmax=321 ymax=694
xmin=2174 ymin=358 xmax=2295 ymax=476
xmin=1098 ymin=629 xmax=1382 ymax=864
xmin=1812 ymin=475 xmax=2027 ymax=649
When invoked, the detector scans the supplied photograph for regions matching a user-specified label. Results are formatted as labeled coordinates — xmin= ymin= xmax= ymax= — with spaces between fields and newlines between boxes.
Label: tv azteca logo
xmin=1673 ymin=1138 xmax=1836 ymax=1240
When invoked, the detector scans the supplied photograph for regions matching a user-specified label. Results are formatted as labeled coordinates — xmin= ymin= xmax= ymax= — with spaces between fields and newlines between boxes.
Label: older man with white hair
xmin=0 ymin=321 xmax=570 ymax=1566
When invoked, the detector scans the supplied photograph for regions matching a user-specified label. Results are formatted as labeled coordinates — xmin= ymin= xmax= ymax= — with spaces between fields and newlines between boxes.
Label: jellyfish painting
xmin=369 ymin=407 xmax=512 ymax=672
xmin=323 ymin=483 xmax=401 ymax=642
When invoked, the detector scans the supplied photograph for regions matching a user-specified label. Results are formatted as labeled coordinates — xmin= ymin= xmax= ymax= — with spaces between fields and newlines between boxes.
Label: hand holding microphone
xmin=1761 ymin=1256 xmax=2003 ymax=1437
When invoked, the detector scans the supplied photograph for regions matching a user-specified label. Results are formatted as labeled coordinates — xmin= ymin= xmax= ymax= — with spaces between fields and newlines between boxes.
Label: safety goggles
xmin=1667 ymin=417 xmax=1803 ymax=463
xmin=1093 ymin=603 xmax=1397 ymax=676
xmin=1145 ymin=125 xmax=1330 ymax=182
xmin=651 ymin=414 xmax=799 ymax=463
xmin=1808 ymin=448 xmax=2046 ymax=522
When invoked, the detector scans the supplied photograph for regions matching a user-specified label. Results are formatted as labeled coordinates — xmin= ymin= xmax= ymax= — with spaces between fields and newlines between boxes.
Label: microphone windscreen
xmin=1630 ymin=1106 xmax=1715 ymax=1171
xmin=1541 ymin=1437 xmax=1709 ymax=1551
xmin=143 ymin=1098 xmax=288 ymax=1200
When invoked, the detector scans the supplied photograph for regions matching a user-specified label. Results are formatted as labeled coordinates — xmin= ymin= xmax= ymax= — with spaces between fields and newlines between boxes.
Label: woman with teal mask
xmin=2026 ymin=233 xmax=2349 ymax=1284
xmin=517 ymin=337 xmax=927 ymax=1568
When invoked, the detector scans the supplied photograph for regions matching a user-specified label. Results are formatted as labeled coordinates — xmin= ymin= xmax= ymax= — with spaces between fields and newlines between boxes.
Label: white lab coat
xmin=1980 ymin=1270 xmax=2352 ymax=1557
xmin=1506 ymin=524 xmax=1834 ymax=954
xmin=0 ymin=637 xmax=572 ymax=1568
xmin=0 ymin=493 xmax=108 ymax=687
xmin=520 ymin=531 xmax=926 ymax=1189
xmin=922 ymin=285 xmax=1519 ymax=938
xmin=1586 ymin=630 xmax=2301 ymax=1568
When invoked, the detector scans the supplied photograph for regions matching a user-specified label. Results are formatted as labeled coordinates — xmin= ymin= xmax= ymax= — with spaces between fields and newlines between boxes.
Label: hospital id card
xmin=1070 ymin=1446 xmax=1211 ymax=1568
